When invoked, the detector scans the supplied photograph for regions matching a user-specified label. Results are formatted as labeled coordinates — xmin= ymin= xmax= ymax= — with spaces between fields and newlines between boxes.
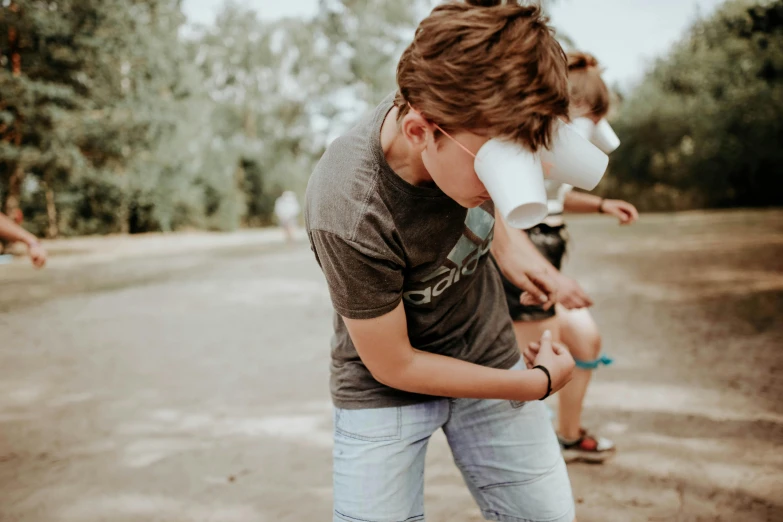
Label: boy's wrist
xmin=532 ymin=365 xmax=552 ymax=400
xmin=517 ymin=366 xmax=550 ymax=402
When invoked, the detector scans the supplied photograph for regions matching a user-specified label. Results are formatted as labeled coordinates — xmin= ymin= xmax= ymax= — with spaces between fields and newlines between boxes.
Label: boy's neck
xmin=380 ymin=107 xmax=434 ymax=187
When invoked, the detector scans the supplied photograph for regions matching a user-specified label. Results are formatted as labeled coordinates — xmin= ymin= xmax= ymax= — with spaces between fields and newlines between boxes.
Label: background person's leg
xmin=556 ymin=306 xmax=615 ymax=463
xmin=512 ymin=315 xmax=560 ymax=365
xmin=556 ymin=306 xmax=600 ymax=440
xmin=332 ymin=401 xmax=447 ymax=522
xmin=282 ymin=220 xmax=295 ymax=242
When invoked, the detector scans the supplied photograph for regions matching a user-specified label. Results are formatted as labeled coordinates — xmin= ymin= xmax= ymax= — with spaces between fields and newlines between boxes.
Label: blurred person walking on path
xmin=274 ymin=191 xmax=300 ymax=243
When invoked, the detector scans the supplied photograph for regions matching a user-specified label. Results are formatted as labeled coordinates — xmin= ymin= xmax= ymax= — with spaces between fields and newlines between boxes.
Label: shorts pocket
xmin=509 ymin=361 xmax=529 ymax=409
xmin=334 ymin=406 xmax=402 ymax=442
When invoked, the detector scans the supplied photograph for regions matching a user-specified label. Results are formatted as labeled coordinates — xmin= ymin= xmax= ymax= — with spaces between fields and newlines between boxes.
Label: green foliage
xmin=5 ymin=0 xmax=774 ymax=237
xmin=1 ymin=0 xmax=195 ymax=235
xmin=1 ymin=0 xmax=428 ymax=236
xmin=604 ymin=0 xmax=783 ymax=210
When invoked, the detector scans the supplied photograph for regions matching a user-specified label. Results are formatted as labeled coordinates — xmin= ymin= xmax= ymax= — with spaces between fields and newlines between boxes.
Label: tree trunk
xmin=41 ymin=180 xmax=59 ymax=239
xmin=237 ymin=106 xmax=255 ymax=227
xmin=243 ymin=106 xmax=256 ymax=139
xmin=3 ymin=163 xmax=23 ymax=216
xmin=4 ymin=2 xmax=24 ymax=216
xmin=235 ymin=161 xmax=247 ymax=227
xmin=117 ymin=167 xmax=130 ymax=234
xmin=8 ymin=2 xmax=22 ymax=78
xmin=118 ymin=198 xmax=130 ymax=234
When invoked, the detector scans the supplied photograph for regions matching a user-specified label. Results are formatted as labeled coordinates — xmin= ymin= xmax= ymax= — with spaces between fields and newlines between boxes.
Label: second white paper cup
xmin=592 ymin=119 xmax=621 ymax=154
xmin=474 ymin=139 xmax=548 ymax=229
xmin=570 ymin=117 xmax=596 ymax=140
xmin=539 ymin=121 xmax=609 ymax=191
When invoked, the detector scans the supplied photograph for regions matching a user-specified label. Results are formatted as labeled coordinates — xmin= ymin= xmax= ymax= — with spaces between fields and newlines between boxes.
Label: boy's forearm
xmin=563 ymin=190 xmax=602 ymax=213
xmin=378 ymin=348 xmax=548 ymax=402
xmin=492 ymin=212 xmax=557 ymax=276
xmin=346 ymin=303 xmax=547 ymax=403
xmin=0 ymin=213 xmax=38 ymax=246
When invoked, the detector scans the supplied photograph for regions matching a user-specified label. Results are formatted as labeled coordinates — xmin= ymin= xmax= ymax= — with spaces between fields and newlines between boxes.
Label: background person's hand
xmin=601 ymin=199 xmax=639 ymax=225
xmin=531 ymin=330 xmax=574 ymax=393
xmin=554 ymin=273 xmax=592 ymax=309
xmin=27 ymin=242 xmax=47 ymax=268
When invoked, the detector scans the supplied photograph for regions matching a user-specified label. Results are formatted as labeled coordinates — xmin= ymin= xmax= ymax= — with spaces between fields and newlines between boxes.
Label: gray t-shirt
xmin=305 ymin=96 xmax=520 ymax=409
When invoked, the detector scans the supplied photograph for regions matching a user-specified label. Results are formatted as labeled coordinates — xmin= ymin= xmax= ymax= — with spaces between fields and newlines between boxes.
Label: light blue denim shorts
xmin=332 ymin=365 xmax=575 ymax=522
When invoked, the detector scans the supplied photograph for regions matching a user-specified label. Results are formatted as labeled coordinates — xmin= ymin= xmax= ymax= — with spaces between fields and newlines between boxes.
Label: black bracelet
xmin=532 ymin=365 xmax=552 ymax=400
xmin=598 ymin=198 xmax=606 ymax=213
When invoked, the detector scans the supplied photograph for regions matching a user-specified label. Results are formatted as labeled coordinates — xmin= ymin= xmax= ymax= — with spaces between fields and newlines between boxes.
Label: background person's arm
xmin=0 ymin=212 xmax=47 ymax=268
xmin=0 ymin=211 xmax=38 ymax=245
xmin=563 ymin=191 xmax=639 ymax=224
xmin=343 ymin=301 xmax=574 ymax=401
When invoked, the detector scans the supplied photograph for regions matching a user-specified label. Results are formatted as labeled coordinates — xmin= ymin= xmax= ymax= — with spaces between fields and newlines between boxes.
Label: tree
xmin=0 ymin=0 xmax=579 ymax=238
xmin=0 ymin=0 xmax=192 ymax=236
xmin=0 ymin=0 xmax=95 ymax=237
xmin=191 ymin=2 xmax=339 ymax=228
xmin=604 ymin=0 xmax=783 ymax=210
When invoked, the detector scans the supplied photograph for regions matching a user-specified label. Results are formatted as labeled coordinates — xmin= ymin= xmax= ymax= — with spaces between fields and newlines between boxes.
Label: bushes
xmin=603 ymin=0 xmax=783 ymax=210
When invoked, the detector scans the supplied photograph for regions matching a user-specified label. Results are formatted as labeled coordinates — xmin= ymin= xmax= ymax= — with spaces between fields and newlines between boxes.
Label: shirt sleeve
xmin=309 ymin=229 xmax=404 ymax=320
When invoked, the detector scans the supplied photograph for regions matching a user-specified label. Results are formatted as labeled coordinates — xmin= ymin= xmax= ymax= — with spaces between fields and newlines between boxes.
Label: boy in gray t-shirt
xmin=306 ymin=2 xmax=578 ymax=521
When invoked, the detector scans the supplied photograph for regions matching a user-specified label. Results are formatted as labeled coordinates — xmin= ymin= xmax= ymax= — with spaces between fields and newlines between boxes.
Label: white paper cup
xmin=474 ymin=139 xmax=548 ymax=229
xmin=592 ymin=119 xmax=621 ymax=154
xmin=570 ymin=117 xmax=596 ymax=140
xmin=539 ymin=121 xmax=609 ymax=191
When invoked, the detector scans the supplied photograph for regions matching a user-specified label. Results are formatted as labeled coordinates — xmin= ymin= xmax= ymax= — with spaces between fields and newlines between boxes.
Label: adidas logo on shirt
xmin=403 ymin=206 xmax=495 ymax=305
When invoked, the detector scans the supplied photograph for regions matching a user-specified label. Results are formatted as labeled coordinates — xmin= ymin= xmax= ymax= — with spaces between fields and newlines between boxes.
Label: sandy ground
xmin=0 ymin=209 xmax=781 ymax=522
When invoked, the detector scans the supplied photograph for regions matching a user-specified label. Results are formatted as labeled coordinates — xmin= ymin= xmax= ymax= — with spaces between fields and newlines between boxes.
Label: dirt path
xmin=0 ymin=210 xmax=781 ymax=522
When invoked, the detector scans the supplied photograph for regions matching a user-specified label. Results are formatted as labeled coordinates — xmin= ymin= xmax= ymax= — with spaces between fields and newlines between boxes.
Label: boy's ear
xmin=400 ymin=110 xmax=434 ymax=152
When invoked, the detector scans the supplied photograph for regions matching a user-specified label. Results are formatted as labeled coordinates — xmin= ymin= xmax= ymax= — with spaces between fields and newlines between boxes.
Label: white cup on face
xmin=539 ymin=121 xmax=609 ymax=191
xmin=570 ymin=117 xmax=596 ymax=140
xmin=474 ymin=139 xmax=548 ymax=229
xmin=592 ymin=119 xmax=621 ymax=154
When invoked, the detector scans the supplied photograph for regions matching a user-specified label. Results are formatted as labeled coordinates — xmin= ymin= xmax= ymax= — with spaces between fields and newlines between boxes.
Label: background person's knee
xmin=587 ymin=330 xmax=602 ymax=360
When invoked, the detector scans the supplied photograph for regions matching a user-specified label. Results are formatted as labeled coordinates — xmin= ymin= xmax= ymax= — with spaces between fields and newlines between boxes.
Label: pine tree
xmin=0 ymin=0 xmax=197 ymax=236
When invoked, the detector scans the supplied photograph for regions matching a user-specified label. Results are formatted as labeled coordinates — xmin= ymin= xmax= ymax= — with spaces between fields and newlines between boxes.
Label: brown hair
xmin=567 ymin=52 xmax=610 ymax=119
xmin=394 ymin=0 xmax=569 ymax=152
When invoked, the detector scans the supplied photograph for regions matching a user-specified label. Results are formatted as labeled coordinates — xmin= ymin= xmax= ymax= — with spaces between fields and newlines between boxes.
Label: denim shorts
xmin=332 ymin=364 xmax=575 ymax=522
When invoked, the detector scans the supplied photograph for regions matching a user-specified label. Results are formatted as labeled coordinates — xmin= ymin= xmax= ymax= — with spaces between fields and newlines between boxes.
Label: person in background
xmin=503 ymin=52 xmax=639 ymax=463
xmin=274 ymin=191 xmax=301 ymax=243
xmin=0 ymin=211 xmax=47 ymax=268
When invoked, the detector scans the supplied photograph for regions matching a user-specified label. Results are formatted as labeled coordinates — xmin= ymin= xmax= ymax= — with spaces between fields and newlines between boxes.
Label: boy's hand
xmin=528 ymin=330 xmax=574 ymax=393
xmin=522 ymin=340 xmax=539 ymax=369
xmin=517 ymin=269 xmax=558 ymax=310
xmin=601 ymin=199 xmax=639 ymax=225
xmin=492 ymin=210 xmax=558 ymax=306
xmin=520 ymin=273 xmax=590 ymax=310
